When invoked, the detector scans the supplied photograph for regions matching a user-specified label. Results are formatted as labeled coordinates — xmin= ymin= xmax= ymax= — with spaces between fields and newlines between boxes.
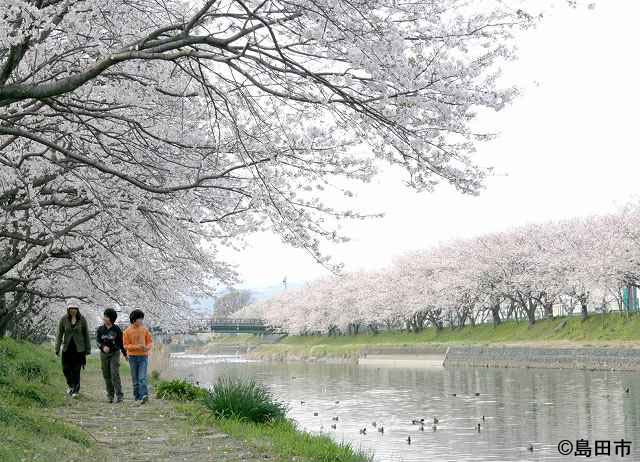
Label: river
xmin=167 ymin=353 xmax=640 ymax=461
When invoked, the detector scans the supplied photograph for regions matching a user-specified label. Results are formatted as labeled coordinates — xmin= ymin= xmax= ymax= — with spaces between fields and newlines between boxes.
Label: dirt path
xmin=51 ymin=365 xmax=270 ymax=462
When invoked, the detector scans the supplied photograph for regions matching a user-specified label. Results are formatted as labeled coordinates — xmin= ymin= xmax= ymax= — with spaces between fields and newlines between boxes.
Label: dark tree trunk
xmin=0 ymin=293 xmax=7 ymax=337
xmin=526 ymin=299 xmax=537 ymax=326
xmin=491 ymin=303 xmax=501 ymax=326
xmin=581 ymin=301 xmax=588 ymax=320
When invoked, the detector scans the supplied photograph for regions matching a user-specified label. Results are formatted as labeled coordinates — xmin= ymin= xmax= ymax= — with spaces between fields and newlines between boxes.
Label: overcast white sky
xmin=227 ymin=1 xmax=640 ymax=290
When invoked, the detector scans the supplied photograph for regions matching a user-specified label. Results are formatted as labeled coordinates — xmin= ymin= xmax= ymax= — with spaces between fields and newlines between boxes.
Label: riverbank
xmin=247 ymin=313 xmax=640 ymax=370
xmin=0 ymin=337 xmax=96 ymax=462
xmin=0 ymin=338 xmax=369 ymax=462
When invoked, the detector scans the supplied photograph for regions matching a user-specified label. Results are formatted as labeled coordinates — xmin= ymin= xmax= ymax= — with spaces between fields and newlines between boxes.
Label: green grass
xmin=157 ymin=377 xmax=368 ymax=461
xmin=176 ymin=401 xmax=371 ymax=462
xmin=155 ymin=378 xmax=209 ymax=401
xmin=203 ymin=377 xmax=287 ymax=423
xmin=0 ymin=337 xmax=95 ymax=462
xmin=251 ymin=313 xmax=640 ymax=359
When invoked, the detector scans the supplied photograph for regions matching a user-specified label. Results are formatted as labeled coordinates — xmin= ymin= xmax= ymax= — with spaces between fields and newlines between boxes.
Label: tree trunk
xmin=491 ymin=303 xmax=501 ymax=326
xmin=0 ymin=293 xmax=6 ymax=337
xmin=580 ymin=301 xmax=588 ymax=321
xmin=526 ymin=299 xmax=537 ymax=326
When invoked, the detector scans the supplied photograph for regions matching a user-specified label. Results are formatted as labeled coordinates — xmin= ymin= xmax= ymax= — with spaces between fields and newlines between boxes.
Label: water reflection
xmin=168 ymin=355 xmax=640 ymax=461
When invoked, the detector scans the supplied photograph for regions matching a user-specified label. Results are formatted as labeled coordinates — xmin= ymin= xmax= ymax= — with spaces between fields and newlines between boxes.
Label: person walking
xmin=96 ymin=308 xmax=127 ymax=403
xmin=55 ymin=304 xmax=91 ymax=398
xmin=123 ymin=309 xmax=153 ymax=404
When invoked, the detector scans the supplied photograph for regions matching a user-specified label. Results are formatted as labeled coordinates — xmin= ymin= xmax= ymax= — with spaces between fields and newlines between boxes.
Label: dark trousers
xmin=61 ymin=341 xmax=84 ymax=392
xmin=128 ymin=355 xmax=148 ymax=400
xmin=100 ymin=351 xmax=123 ymax=399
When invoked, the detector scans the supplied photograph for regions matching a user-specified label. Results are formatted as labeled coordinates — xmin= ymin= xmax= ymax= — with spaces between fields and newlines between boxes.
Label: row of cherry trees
xmin=1 ymin=0 xmax=547 ymax=337
xmin=239 ymin=205 xmax=640 ymax=334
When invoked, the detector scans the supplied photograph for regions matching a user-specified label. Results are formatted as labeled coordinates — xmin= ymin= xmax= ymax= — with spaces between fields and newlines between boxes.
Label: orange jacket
xmin=123 ymin=325 xmax=153 ymax=356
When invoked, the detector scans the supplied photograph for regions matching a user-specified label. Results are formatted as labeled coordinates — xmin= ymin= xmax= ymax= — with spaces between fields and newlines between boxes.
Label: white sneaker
xmin=71 ymin=392 xmax=79 ymax=399
xmin=66 ymin=388 xmax=73 ymax=396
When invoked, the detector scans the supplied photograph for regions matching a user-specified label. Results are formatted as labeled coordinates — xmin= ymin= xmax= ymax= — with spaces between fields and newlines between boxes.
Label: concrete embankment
xmin=443 ymin=344 xmax=640 ymax=371
xmin=250 ymin=342 xmax=640 ymax=371
xmin=247 ymin=344 xmax=448 ymax=363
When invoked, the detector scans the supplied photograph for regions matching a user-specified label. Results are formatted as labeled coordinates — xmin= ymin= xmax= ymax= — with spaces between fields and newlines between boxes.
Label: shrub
xmin=155 ymin=379 xmax=208 ymax=401
xmin=11 ymin=383 xmax=50 ymax=407
xmin=16 ymin=360 xmax=47 ymax=383
xmin=203 ymin=377 xmax=287 ymax=423
xmin=0 ymin=361 xmax=9 ymax=384
xmin=150 ymin=370 xmax=161 ymax=382
xmin=0 ymin=341 xmax=18 ymax=360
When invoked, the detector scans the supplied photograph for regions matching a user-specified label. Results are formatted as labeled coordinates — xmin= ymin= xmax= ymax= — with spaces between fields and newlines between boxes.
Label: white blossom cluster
xmin=0 ymin=0 xmax=586 ymax=335
xmin=238 ymin=204 xmax=640 ymax=334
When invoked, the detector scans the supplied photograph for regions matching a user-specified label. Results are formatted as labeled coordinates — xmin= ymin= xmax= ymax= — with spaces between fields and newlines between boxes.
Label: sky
xmin=225 ymin=1 xmax=640 ymax=290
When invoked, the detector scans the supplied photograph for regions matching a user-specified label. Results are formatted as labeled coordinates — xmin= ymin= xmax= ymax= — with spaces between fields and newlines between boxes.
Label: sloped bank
xmin=247 ymin=315 xmax=640 ymax=370
xmin=249 ymin=342 xmax=640 ymax=371
xmin=247 ymin=343 xmax=447 ymax=363
xmin=443 ymin=344 xmax=640 ymax=371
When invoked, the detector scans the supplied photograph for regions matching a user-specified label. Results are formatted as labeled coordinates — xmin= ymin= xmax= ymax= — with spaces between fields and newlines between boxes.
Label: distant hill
xmin=187 ymin=281 xmax=304 ymax=314
xmin=251 ymin=281 xmax=304 ymax=301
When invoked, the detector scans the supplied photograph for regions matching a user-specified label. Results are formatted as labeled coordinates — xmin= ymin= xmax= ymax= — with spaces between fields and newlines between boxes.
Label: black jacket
xmin=96 ymin=324 xmax=127 ymax=357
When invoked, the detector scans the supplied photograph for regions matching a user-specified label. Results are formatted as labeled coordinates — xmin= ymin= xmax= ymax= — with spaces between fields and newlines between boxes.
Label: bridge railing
xmin=186 ymin=317 xmax=271 ymax=332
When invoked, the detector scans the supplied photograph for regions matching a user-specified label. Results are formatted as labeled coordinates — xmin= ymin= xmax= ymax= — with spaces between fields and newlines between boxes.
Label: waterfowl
xmin=432 ymin=425 xmax=437 ymax=431
xmin=475 ymin=392 xmax=480 ymax=396
xmin=335 ymin=400 xmax=340 ymax=404
xmin=451 ymin=393 xmax=457 ymax=397
xmin=528 ymin=444 xmax=534 ymax=452
xmin=476 ymin=423 xmax=481 ymax=432
xmin=411 ymin=418 xmax=425 ymax=425
xmin=300 ymin=401 xmax=305 ymax=405
xmin=433 ymin=416 xmax=439 ymax=424
xmin=359 ymin=428 xmax=367 ymax=435
xmin=378 ymin=426 xmax=384 ymax=434
xmin=332 ymin=416 xmax=339 ymax=421
xmin=419 ymin=424 xmax=424 ymax=431
xmin=313 ymin=412 xmax=319 ymax=416
xmin=482 ymin=416 xmax=485 ymax=422
xmin=371 ymin=421 xmax=377 ymax=427
xmin=331 ymin=424 xmax=337 ymax=430
xmin=407 ymin=436 xmax=411 ymax=444
xmin=625 ymin=387 xmax=630 ymax=393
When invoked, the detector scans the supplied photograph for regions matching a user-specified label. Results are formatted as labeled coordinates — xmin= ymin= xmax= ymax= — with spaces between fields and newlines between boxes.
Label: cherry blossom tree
xmin=1 ymin=0 xmax=543 ymax=334
xmin=247 ymin=203 xmax=640 ymax=335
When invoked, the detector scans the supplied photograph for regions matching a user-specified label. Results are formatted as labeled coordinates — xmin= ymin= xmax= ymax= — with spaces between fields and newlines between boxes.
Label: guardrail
xmin=186 ymin=317 xmax=275 ymax=333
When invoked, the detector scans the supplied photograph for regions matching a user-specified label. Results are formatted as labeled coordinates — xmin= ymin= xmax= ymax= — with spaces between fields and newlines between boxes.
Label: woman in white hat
xmin=54 ymin=303 xmax=91 ymax=397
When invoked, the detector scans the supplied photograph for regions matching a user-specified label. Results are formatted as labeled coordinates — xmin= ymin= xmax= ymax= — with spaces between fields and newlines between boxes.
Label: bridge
xmin=186 ymin=317 xmax=277 ymax=334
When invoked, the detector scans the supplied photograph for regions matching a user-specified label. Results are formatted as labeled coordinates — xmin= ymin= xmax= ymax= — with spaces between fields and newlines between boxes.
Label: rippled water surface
xmin=168 ymin=355 xmax=640 ymax=461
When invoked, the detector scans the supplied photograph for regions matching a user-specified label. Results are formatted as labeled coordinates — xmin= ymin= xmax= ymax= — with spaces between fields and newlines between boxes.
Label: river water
xmin=167 ymin=354 xmax=640 ymax=461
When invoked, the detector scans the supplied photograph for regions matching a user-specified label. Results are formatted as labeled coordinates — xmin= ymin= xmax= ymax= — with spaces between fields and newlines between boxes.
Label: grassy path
xmin=51 ymin=364 xmax=273 ymax=462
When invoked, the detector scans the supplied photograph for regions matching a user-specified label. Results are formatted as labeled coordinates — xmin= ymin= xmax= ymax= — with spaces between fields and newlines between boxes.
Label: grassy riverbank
xmin=155 ymin=378 xmax=370 ymax=462
xmin=0 ymin=337 xmax=95 ymax=462
xmin=1 ymin=337 xmax=369 ymax=462
xmin=250 ymin=313 xmax=640 ymax=360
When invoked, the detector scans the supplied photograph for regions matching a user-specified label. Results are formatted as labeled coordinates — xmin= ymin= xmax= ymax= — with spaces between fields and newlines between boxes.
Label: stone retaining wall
xmin=443 ymin=345 xmax=640 ymax=371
